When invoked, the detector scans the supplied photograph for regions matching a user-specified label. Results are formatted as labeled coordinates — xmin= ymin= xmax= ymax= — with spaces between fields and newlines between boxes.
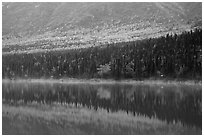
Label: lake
xmin=2 ymin=79 xmax=202 ymax=134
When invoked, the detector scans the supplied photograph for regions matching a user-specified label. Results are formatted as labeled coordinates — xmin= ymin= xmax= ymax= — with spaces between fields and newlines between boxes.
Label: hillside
xmin=2 ymin=2 xmax=202 ymax=53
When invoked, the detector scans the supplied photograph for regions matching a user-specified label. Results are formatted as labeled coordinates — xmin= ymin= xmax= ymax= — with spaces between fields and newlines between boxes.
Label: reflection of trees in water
xmin=2 ymin=83 xmax=202 ymax=128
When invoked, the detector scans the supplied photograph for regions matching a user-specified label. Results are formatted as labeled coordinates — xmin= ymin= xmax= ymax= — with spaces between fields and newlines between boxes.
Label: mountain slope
xmin=2 ymin=2 xmax=202 ymax=53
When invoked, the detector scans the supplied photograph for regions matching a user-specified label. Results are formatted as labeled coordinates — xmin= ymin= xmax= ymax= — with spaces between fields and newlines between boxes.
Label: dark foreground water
xmin=2 ymin=80 xmax=202 ymax=129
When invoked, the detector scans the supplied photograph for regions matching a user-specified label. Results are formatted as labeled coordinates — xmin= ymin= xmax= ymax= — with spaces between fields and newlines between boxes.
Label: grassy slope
xmin=3 ymin=2 xmax=196 ymax=53
xmin=2 ymin=103 xmax=201 ymax=135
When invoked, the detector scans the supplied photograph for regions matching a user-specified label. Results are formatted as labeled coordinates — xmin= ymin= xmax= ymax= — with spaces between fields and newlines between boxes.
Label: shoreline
xmin=2 ymin=78 xmax=202 ymax=86
xmin=2 ymin=103 xmax=201 ymax=135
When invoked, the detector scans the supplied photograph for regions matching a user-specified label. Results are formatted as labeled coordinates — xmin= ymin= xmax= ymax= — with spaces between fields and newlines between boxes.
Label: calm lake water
xmin=2 ymin=80 xmax=202 ymax=129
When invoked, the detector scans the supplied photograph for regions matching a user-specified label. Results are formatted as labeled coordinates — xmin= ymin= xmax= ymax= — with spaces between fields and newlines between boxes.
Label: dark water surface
xmin=2 ymin=80 xmax=202 ymax=128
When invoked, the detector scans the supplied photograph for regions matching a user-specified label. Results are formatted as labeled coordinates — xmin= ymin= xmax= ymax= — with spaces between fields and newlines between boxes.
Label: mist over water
xmin=2 ymin=80 xmax=202 ymax=128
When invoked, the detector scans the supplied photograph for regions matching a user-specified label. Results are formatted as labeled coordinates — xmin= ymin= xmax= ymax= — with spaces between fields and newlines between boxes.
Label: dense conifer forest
xmin=2 ymin=28 xmax=202 ymax=80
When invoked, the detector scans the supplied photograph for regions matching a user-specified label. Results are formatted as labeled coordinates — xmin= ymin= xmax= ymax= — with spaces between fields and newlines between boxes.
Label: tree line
xmin=2 ymin=28 xmax=202 ymax=80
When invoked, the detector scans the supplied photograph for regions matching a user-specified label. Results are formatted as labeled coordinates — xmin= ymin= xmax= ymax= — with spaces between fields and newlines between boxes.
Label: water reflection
xmin=2 ymin=81 xmax=202 ymax=128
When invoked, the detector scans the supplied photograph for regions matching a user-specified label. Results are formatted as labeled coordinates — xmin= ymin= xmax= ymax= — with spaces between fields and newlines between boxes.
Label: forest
xmin=2 ymin=28 xmax=202 ymax=80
